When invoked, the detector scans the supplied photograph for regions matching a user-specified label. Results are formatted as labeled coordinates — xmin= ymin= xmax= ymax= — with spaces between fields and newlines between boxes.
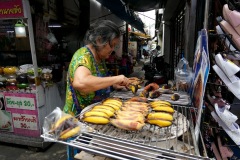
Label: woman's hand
xmin=115 ymin=75 xmax=129 ymax=86
xmin=113 ymin=84 xmax=126 ymax=90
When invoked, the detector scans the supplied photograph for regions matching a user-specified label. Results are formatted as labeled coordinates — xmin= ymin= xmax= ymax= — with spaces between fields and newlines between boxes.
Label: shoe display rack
xmin=202 ymin=1 xmax=240 ymax=159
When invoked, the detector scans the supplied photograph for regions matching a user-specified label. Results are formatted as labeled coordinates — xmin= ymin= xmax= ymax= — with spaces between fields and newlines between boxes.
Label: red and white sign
xmin=12 ymin=113 xmax=38 ymax=130
xmin=4 ymin=92 xmax=40 ymax=137
xmin=0 ymin=0 xmax=24 ymax=19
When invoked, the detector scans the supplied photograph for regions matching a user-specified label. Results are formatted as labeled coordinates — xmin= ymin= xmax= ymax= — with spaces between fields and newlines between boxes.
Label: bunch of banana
xmin=82 ymin=104 xmax=116 ymax=125
xmin=147 ymin=112 xmax=174 ymax=127
xmin=150 ymin=100 xmax=174 ymax=114
xmin=50 ymin=114 xmax=81 ymax=140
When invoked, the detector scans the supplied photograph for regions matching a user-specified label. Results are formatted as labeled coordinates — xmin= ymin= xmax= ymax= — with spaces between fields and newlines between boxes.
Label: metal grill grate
xmin=41 ymin=105 xmax=209 ymax=160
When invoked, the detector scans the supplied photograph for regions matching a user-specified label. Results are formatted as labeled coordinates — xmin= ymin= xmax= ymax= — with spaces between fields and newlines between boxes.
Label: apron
xmin=86 ymin=46 xmax=111 ymax=103
xmin=68 ymin=46 xmax=111 ymax=115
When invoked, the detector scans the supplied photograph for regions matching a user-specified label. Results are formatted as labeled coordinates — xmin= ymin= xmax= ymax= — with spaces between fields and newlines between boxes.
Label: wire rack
xmin=41 ymin=105 xmax=209 ymax=160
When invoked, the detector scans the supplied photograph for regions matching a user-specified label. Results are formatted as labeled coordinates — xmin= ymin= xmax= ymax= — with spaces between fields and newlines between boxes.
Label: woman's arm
xmin=72 ymin=66 xmax=128 ymax=93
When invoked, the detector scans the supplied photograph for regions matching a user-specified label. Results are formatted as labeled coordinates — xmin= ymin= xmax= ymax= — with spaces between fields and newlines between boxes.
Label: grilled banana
xmin=152 ymin=106 xmax=175 ymax=114
xmin=147 ymin=112 xmax=173 ymax=121
xmin=150 ymin=100 xmax=172 ymax=107
xmin=139 ymin=90 xmax=149 ymax=98
xmin=59 ymin=126 xmax=81 ymax=140
xmin=127 ymin=96 xmax=148 ymax=102
xmin=115 ymin=114 xmax=145 ymax=124
xmin=93 ymin=105 xmax=115 ymax=112
xmin=91 ymin=108 xmax=114 ymax=117
xmin=110 ymin=119 xmax=145 ymax=131
xmin=52 ymin=114 xmax=73 ymax=131
xmin=147 ymin=119 xmax=172 ymax=127
xmin=102 ymin=103 xmax=121 ymax=110
xmin=83 ymin=116 xmax=109 ymax=124
xmin=84 ymin=111 xmax=109 ymax=118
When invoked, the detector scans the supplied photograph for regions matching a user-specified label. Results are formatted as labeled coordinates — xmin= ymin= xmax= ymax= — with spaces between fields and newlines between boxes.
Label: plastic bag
xmin=43 ymin=107 xmax=92 ymax=141
xmin=174 ymin=58 xmax=193 ymax=92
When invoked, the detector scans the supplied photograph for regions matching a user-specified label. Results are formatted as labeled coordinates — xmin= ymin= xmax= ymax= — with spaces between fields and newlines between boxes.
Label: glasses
xmin=108 ymin=41 xmax=116 ymax=49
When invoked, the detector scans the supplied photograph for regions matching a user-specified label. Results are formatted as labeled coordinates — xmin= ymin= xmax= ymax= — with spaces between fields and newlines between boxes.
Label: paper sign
xmin=5 ymin=95 xmax=35 ymax=110
xmin=12 ymin=113 xmax=38 ymax=130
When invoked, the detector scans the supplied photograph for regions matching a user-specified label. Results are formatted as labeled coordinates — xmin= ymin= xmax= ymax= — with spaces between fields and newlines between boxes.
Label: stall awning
xmin=130 ymin=31 xmax=151 ymax=39
xmin=95 ymin=0 xmax=145 ymax=33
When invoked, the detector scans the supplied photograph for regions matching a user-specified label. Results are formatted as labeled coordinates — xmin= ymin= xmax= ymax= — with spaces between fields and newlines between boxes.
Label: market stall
xmin=0 ymin=0 xmax=64 ymax=149
xmin=41 ymin=73 xmax=209 ymax=160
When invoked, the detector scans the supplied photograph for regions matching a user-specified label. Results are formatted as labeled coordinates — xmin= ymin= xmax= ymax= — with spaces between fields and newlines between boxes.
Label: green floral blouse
xmin=63 ymin=47 xmax=107 ymax=116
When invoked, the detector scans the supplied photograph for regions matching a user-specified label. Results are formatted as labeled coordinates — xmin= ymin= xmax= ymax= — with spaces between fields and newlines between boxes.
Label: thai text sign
xmin=12 ymin=113 xmax=38 ymax=130
xmin=4 ymin=92 xmax=40 ymax=137
xmin=5 ymin=95 xmax=35 ymax=110
xmin=0 ymin=0 xmax=24 ymax=19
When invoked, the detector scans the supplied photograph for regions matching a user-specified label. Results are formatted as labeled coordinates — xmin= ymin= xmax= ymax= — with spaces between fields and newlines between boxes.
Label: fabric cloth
xmin=63 ymin=46 xmax=109 ymax=116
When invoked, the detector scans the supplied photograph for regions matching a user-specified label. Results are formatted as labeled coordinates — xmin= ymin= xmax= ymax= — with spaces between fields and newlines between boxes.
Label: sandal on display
xmin=216 ymin=16 xmax=240 ymax=50
xmin=214 ymin=103 xmax=238 ymax=131
xmin=207 ymin=94 xmax=230 ymax=109
xmin=216 ymin=25 xmax=237 ymax=51
xmin=211 ymin=111 xmax=240 ymax=146
xmin=215 ymin=53 xmax=240 ymax=83
xmin=212 ymin=64 xmax=240 ymax=100
xmin=211 ymin=141 xmax=223 ymax=160
xmin=217 ymin=136 xmax=234 ymax=160
xmin=223 ymin=4 xmax=240 ymax=36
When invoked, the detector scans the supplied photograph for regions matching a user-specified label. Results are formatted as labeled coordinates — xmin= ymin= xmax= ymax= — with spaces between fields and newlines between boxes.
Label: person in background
xmin=120 ymin=54 xmax=128 ymax=76
xmin=63 ymin=20 xmax=129 ymax=116
xmin=143 ymin=49 xmax=149 ymax=59
xmin=150 ymin=45 xmax=162 ymax=57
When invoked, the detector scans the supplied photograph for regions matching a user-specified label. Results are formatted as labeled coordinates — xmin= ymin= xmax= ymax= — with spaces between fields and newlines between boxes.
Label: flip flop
xmin=216 ymin=25 xmax=237 ymax=51
xmin=207 ymin=94 xmax=230 ymax=109
xmin=214 ymin=103 xmax=238 ymax=131
xmin=217 ymin=136 xmax=234 ymax=160
xmin=215 ymin=53 xmax=240 ymax=83
xmin=213 ymin=64 xmax=240 ymax=100
xmin=211 ymin=111 xmax=240 ymax=146
xmin=216 ymin=16 xmax=240 ymax=50
xmin=223 ymin=4 xmax=240 ymax=36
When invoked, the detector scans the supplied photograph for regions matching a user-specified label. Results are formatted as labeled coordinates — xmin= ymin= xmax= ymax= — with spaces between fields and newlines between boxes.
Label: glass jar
xmin=41 ymin=73 xmax=53 ymax=82
xmin=17 ymin=83 xmax=28 ymax=89
xmin=27 ymin=75 xmax=35 ymax=84
xmin=0 ymin=75 xmax=6 ymax=82
xmin=6 ymin=81 xmax=17 ymax=90
xmin=16 ymin=73 xmax=28 ymax=84
xmin=3 ymin=66 xmax=18 ymax=75
xmin=0 ymin=67 xmax=4 ymax=75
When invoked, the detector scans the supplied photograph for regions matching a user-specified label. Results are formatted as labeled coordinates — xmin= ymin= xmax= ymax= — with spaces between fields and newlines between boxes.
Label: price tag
xmin=12 ymin=113 xmax=38 ymax=130
xmin=5 ymin=95 xmax=35 ymax=110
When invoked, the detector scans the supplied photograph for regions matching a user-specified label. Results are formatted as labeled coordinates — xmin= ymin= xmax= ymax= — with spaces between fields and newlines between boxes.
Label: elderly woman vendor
xmin=63 ymin=20 xmax=129 ymax=116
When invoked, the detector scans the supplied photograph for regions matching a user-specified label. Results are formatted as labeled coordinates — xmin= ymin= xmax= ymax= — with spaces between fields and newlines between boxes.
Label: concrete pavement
xmin=0 ymin=142 xmax=67 ymax=160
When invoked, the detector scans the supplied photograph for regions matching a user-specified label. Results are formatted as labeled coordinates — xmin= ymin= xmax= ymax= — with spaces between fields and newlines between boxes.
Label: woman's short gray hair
xmin=84 ymin=20 xmax=121 ymax=48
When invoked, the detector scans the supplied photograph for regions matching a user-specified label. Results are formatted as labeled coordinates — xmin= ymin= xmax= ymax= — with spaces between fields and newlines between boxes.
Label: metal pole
xmin=203 ymin=0 xmax=210 ymax=29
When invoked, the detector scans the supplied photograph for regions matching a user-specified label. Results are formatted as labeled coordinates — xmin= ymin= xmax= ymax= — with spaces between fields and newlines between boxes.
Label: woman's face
xmin=98 ymin=38 xmax=119 ymax=59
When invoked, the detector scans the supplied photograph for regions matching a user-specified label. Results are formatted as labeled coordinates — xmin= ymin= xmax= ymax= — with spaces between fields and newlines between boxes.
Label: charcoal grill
xmin=41 ymin=103 xmax=209 ymax=160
